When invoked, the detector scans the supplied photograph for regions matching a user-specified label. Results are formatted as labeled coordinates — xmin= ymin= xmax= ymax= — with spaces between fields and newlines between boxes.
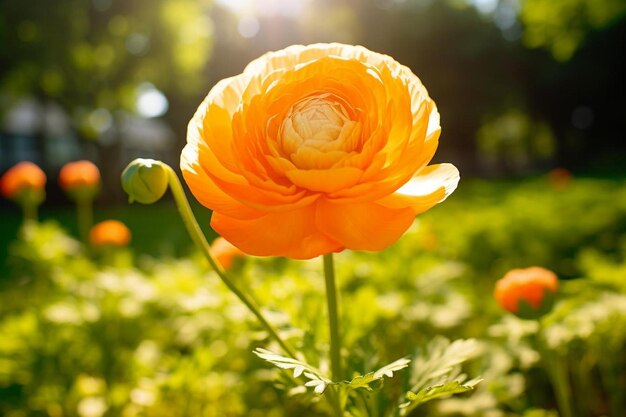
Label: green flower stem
xmin=572 ymin=353 xmax=594 ymax=416
xmin=21 ymin=201 xmax=37 ymax=223
xmin=77 ymin=198 xmax=93 ymax=242
xmin=323 ymin=253 xmax=342 ymax=382
xmin=550 ymin=353 xmax=575 ymax=417
xmin=327 ymin=386 xmax=344 ymax=417
xmin=600 ymin=354 xmax=624 ymax=417
xmin=538 ymin=324 xmax=574 ymax=417
xmin=162 ymin=163 xmax=297 ymax=359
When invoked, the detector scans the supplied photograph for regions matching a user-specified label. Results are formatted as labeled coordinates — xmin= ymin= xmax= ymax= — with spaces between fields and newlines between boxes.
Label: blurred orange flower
xmin=0 ymin=161 xmax=46 ymax=200
xmin=89 ymin=220 xmax=131 ymax=247
xmin=182 ymin=43 xmax=459 ymax=259
xmin=547 ymin=167 xmax=572 ymax=191
xmin=494 ymin=267 xmax=558 ymax=317
xmin=211 ymin=237 xmax=245 ymax=269
xmin=59 ymin=160 xmax=100 ymax=191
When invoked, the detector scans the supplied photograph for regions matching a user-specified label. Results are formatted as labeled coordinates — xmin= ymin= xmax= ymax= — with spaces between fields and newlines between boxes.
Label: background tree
xmin=1 ymin=0 xmax=625 ymax=192
xmin=0 ymin=0 xmax=213 ymax=198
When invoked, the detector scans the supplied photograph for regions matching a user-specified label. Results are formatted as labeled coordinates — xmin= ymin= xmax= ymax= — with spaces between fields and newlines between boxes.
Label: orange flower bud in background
xmin=59 ymin=160 xmax=100 ymax=200
xmin=182 ymin=43 xmax=459 ymax=259
xmin=211 ymin=237 xmax=245 ymax=269
xmin=0 ymin=161 xmax=46 ymax=202
xmin=494 ymin=267 xmax=559 ymax=319
xmin=547 ymin=168 xmax=572 ymax=191
xmin=89 ymin=220 xmax=131 ymax=247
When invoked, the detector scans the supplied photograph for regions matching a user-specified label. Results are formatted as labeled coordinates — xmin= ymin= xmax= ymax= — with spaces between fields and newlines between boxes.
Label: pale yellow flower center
xmin=280 ymin=93 xmax=360 ymax=169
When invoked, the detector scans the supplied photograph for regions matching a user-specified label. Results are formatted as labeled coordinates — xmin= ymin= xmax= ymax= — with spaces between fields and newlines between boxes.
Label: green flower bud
xmin=121 ymin=159 xmax=169 ymax=204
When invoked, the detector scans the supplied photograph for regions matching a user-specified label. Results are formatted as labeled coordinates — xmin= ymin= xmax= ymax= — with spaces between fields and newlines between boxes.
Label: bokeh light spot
xmin=89 ymin=108 xmax=113 ymax=133
xmin=126 ymin=33 xmax=150 ymax=56
xmin=217 ymin=0 xmax=309 ymax=18
xmin=469 ymin=0 xmax=498 ymax=14
xmin=238 ymin=16 xmax=260 ymax=38
xmin=136 ymin=83 xmax=169 ymax=118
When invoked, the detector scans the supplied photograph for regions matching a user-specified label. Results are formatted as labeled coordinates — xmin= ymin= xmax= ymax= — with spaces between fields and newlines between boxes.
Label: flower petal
xmin=211 ymin=204 xmax=343 ymax=259
xmin=316 ymin=199 xmax=415 ymax=251
xmin=285 ymin=167 xmax=363 ymax=193
xmin=376 ymin=163 xmax=459 ymax=215
xmin=181 ymin=43 xmax=457 ymax=259
xmin=413 ymin=101 xmax=441 ymax=169
xmin=181 ymin=148 xmax=264 ymax=220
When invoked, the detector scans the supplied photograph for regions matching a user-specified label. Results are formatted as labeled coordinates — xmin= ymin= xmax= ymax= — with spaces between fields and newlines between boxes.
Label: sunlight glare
xmin=216 ymin=0 xmax=309 ymax=18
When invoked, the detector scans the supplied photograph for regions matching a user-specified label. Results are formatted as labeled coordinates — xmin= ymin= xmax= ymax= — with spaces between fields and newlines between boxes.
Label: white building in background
xmin=0 ymin=98 xmax=81 ymax=171
xmin=1 ymin=97 xmax=176 ymax=185
xmin=117 ymin=116 xmax=175 ymax=165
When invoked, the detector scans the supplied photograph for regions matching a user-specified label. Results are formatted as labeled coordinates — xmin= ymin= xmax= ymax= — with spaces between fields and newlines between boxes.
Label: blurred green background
xmin=1 ymin=1 xmax=626 ymax=416
xmin=1 ymin=0 xmax=625 ymax=259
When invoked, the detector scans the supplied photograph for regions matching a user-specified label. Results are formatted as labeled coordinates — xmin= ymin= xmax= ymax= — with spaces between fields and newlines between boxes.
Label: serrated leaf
xmin=401 ymin=378 xmax=482 ymax=407
xmin=305 ymin=379 xmax=327 ymax=394
xmin=400 ymin=378 xmax=482 ymax=416
xmin=345 ymin=373 xmax=377 ymax=391
xmin=314 ymin=383 xmax=326 ymax=394
xmin=342 ymin=357 xmax=411 ymax=391
xmin=253 ymin=348 xmax=330 ymax=394
xmin=303 ymin=371 xmax=321 ymax=380
xmin=410 ymin=337 xmax=479 ymax=392
xmin=399 ymin=337 xmax=481 ymax=415
xmin=373 ymin=357 xmax=411 ymax=379
xmin=293 ymin=365 xmax=304 ymax=378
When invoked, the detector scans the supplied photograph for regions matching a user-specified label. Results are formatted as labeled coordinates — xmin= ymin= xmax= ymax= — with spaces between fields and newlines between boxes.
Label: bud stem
xmin=161 ymin=162 xmax=297 ymax=359
xmin=21 ymin=201 xmax=37 ymax=224
xmin=538 ymin=323 xmax=574 ymax=417
xmin=77 ymin=198 xmax=93 ymax=242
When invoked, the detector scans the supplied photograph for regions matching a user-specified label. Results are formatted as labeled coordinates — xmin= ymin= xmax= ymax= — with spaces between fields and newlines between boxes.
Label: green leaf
xmin=400 ymin=337 xmax=481 ymax=415
xmin=410 ymin=336 xmax=479 ymax=391
xmin=401 ymin=378 xmax=482 ymax=408
xmin=374 ymin=357 xmax=412 ymax=379
xmin=254 ymin=349 xmax=411 ymax=395
xmin=343 ymin=357 xmax=411 ymax=391
xmin=253 ymin=348 xmax=331 ymax=394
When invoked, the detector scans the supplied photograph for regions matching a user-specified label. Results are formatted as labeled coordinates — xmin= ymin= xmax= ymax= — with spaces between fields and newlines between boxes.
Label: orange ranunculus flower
xmin=211 ymin=237 xmax=246 ymax=269
xmin=0 ymin=161 xmax=46 ymax=200
xmin=494 ymin=267 xmax=558 ymax=318
xmin=181 ymin=43 xmax=460 ymax=259
xmin=89 ymin=220 xmax=131 ymax=247
xmin=59 ymin=160 xmax=100 ymax=191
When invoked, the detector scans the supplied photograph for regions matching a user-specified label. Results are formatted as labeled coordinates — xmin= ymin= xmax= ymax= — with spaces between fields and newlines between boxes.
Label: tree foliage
xmin=0 ymin=0 xmax=213 ymax=136
xmin=520 ymin=0 xmax=626 ymax=60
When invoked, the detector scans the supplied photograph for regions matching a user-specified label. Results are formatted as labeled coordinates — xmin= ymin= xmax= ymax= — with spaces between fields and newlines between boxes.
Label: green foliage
xmin=344 ymin=358 xmax=411 ymax=392
xmin=403 ymin=380 xmax=480 ymax=409
xmin=419 ymin=177 xmax=626 ymax=280
xmin=400 ymin=337 xmax=481 ymax=415
xmin=520 ymin=0 xmax=626 ymax=60
xmin=1 ymin=177 xmax=626 ymax=416
xmin=477 ymin=109 xmax=556 ymax=171
xmin=253 ymin=348 xmax=330 ymax=394
xmin=0 ymin=0 xmax=213 ymax=136
xmin=255 ymin=348 xmax=412 ymax=396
